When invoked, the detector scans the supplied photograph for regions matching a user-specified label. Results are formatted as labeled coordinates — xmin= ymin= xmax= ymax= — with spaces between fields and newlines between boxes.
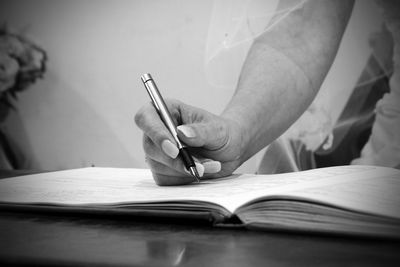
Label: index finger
xmin=135 ymin=103 xmax=177 ymax=156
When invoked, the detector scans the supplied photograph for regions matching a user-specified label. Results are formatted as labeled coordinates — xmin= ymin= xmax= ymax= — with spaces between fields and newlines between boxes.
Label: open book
xmin=0 ymin=165 xmax=399 ymax=238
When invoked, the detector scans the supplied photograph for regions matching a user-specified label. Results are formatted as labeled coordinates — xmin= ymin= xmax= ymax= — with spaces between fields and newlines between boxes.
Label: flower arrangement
xmin=0 ymin=24 xmax=47 ymax=122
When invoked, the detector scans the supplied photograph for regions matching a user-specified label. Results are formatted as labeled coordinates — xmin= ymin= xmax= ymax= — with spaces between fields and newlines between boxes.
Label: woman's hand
xmin=135 ymin=99 xmax=245 ymax=186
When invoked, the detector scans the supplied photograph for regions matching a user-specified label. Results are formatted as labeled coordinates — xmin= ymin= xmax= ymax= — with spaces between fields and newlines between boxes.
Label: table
xmin=1 ymin=171 xmax=400 ymax=266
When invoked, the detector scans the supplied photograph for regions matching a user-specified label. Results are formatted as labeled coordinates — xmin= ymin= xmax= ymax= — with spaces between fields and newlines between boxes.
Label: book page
xmin=285 ymin=173 xmax=400 ymax=219
xmin=0 ymin=167 xmax=279 ymax=212
xmin=0 ymin=167 xmax=308 ymax=211
xmin=217 ymin=165 xmax=400 ymax=215
xmin=0 ymin=166 xmax=398 ymax=215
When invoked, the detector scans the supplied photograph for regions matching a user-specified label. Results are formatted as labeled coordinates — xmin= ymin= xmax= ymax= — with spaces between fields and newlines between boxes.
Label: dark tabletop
xmin=1 ymin=171 xmax=400 ymax=267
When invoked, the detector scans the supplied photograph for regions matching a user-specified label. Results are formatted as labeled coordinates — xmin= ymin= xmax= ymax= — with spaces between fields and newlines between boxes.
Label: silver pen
xmin=141 ymin=73 xmax=200 ymax=182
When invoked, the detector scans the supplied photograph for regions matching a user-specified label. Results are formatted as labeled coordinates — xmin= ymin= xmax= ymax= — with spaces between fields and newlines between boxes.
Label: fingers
xmin=144 ymin=135 xmax=220 ymax=173
xmin=177 ymin=121 xmax=229 ymax=150
xmin=135 ymin=103 xmax=178 ymax=158
xmin=147 ymin=157 xmax=226 ymax=186
xmin=146 ymin=157 xmax=198 ymax=186
xmin=136 ymin=101 xmax=229 ymax=154
xmin=198 ymin=158 xmax=222 ymax=174
xmin=142 ymin=135 xmax=185 ymax=172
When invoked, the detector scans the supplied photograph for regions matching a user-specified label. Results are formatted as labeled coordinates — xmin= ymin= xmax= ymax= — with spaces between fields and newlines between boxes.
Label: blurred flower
xmin=0 ymin=24 xmax=47 ymax=121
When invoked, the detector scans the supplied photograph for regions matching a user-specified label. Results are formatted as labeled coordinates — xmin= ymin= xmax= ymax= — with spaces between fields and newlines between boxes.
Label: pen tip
xmin=189 ymin=167 xmax=201 ymax=183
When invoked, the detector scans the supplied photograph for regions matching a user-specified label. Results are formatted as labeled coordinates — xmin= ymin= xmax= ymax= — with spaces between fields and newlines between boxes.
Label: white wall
xmin=1 ymin=0 xmax=259 ymax=172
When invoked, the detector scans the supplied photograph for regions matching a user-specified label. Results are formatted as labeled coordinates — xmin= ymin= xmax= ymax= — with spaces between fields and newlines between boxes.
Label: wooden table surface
xmin=1 ymin=171 xmax=400 ymax=266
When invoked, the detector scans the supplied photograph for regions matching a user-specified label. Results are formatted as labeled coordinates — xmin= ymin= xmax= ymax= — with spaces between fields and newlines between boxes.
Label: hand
xmin=134 ymin=99 xmax=245 ymax=185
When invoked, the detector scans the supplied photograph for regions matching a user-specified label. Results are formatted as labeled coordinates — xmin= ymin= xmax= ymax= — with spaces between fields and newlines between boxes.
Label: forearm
xmin=221 ymin=0 xmax=354 ymax=163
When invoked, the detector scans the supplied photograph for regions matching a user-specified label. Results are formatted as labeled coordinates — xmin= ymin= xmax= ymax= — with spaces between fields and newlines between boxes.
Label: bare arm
xmin=222 ymin=0 xmax=354 ymax=164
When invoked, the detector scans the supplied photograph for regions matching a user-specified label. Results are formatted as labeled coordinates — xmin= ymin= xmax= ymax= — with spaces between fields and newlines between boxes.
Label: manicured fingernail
xmin=195 ymin=162 xmax=204 ymax=177
xmin=177 ymin=125 xmax=196 ymax=138
xmin=161 ymin=140 xmax=179 ymax=159
xmin=203 ymin=161 xmax=221 ymax=174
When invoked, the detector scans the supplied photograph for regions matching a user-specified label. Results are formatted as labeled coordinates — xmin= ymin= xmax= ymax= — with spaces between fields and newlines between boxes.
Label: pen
xmin=141 ymin=73 xmax=200 ymax=182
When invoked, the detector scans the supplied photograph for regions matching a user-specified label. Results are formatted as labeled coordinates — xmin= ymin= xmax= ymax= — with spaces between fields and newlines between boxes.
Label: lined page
xmin=285 ymin=174 xmax=400 ymax=219
xmin=217 ymin=166 xmax=400 ymax=215
xmin=0 ymin=168 xmax=274 ymax=210
xmin=0 ymin=166 xmax=398 ymax=215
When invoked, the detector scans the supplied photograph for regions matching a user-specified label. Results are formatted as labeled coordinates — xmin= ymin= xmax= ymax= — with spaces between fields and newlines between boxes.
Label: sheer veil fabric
xmin=205 ymin=0 xmax=399 ymax=173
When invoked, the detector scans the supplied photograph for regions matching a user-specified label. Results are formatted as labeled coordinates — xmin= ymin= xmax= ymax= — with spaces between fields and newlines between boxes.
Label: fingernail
xmin=161 ymin=140 xmax=179 ymax=159
xmin=195 ymin=162 xmax=204 ymax=177
xmin=203 ymin=161 xmax=221 ymax=174
xmin=177 ymin=125 xmax=196 ymax=138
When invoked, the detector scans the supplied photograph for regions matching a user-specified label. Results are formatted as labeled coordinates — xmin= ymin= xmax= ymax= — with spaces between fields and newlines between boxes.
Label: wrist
xmin=221 ymin=112 xmax=252 ymax=166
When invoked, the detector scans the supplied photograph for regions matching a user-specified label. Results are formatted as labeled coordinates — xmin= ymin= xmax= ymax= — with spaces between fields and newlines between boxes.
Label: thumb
xmin=177 ymin=122 xmax=229 ymax=150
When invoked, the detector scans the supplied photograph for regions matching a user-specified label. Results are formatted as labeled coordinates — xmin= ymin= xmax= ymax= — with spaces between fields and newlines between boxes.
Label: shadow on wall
xmin=5 ymin=67 xmax=141 ymax=171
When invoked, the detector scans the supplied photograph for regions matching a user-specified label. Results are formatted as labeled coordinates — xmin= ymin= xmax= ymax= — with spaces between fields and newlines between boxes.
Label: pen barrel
xmin=141 ymin=74 xmax=183 ymax=148
xmin=179 ymin=147 xmax=196 ymax=169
